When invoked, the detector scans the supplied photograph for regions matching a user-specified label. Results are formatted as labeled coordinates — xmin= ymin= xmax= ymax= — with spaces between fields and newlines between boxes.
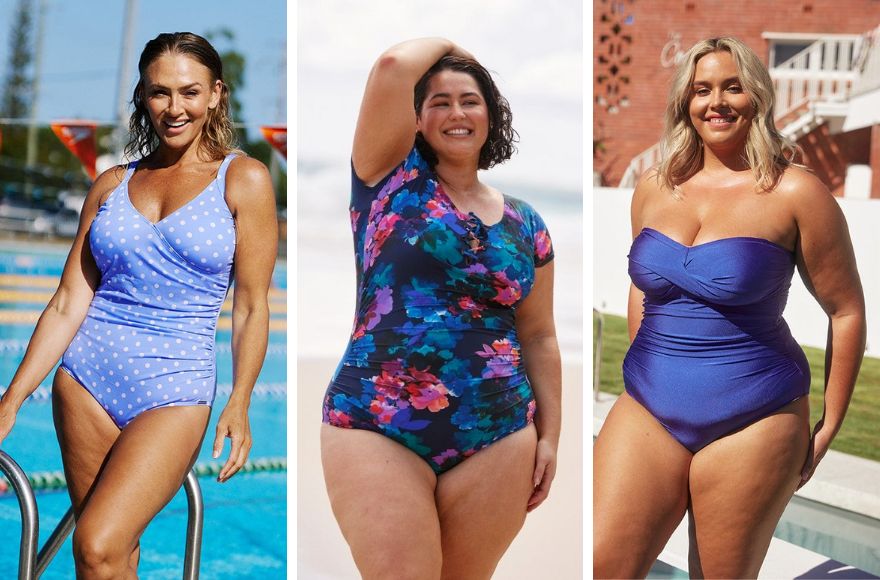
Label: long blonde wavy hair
xmin=125 ymin=32 xmax=238 ymax=161
xmin=657 ymin=37 xmax=799 ymax=193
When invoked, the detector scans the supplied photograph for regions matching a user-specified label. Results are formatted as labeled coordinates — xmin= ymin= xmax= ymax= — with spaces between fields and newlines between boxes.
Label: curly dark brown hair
xmin=414 ymin=56 xmax=517 ymax=170
xmin=125 ymin=32 xmax=238 ymax=161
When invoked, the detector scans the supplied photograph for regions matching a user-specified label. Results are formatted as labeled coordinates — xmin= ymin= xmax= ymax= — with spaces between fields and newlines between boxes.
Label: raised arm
xmin=788 ymin=169 xmax=866 ymax=485
xmin=515 ymin=261 xmax=561 ymax=511
xmin=352 ymin=38 xmax=472 ymax=185
xmin=212 ymin=156 xmax=278 ymax=482
xmin=0 ymin=167 xmax=124 ymax=444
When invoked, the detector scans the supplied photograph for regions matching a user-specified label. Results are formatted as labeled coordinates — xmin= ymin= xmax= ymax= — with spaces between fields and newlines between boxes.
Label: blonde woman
xmin=0 ymin=32 xmax=277 ymax=577
xmin=594 ymin=37 xmax=865 ymax=578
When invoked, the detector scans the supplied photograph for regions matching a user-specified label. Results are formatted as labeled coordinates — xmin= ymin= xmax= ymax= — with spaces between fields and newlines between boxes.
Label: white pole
xmin=114 ymin=0 xmax=138 ymax=160
xmin=24 ymin=0 xmax=46 ymax=189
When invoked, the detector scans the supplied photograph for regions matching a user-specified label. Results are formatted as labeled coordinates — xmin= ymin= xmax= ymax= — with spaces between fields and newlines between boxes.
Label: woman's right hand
xmin=0 ymin=399 xmax=18 ymax=447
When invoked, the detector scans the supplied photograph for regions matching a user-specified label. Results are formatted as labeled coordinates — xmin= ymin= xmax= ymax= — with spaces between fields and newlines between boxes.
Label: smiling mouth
xmin=708 ymin=116 xmax=736 ymax=124
xmin=444 ymin=128 xmax=472 ymax=136
xmin=164 ymin=120 xmax=189 ymax=129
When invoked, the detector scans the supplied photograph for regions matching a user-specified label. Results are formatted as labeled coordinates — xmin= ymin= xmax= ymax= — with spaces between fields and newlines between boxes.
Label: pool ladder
xmin=0 ymin=449 xmax=204 ymax=579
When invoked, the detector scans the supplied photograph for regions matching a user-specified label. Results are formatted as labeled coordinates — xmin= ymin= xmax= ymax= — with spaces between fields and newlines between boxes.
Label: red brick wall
xmin=872 ymin=125 xmax=880 ymax=197
xmin=593 ymin=0 xmax=880 ymax=187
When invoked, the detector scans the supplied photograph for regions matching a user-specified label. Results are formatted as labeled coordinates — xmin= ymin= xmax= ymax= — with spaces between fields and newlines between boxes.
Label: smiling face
xmin=688 ymin=50 xmax=754 ymax=153
xmin=142 ymin=52 xmax=222 ymax=153
xmin=416 ymin=69 xmax=490 ymax=166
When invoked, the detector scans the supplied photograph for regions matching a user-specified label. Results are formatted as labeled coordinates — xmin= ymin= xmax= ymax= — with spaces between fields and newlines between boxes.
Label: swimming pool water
xmin=0 ymin=244 xmax=287 ymax=578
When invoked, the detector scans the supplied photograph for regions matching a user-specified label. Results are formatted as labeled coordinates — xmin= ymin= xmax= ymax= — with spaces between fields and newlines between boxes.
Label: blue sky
xmin=0 ymin=0 xmax=285 ymax=139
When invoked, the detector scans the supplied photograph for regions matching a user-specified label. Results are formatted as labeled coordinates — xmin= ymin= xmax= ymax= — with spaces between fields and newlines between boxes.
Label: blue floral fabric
xmin=323 ymin=146 xmax=554 ymax=473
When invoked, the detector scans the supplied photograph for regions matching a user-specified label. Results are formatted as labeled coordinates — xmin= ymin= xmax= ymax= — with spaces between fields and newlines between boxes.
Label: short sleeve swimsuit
xmin=323 ymin=146 xmax=554 ymax=474
xmin=60 ymin=154 xmax=237 ymax=428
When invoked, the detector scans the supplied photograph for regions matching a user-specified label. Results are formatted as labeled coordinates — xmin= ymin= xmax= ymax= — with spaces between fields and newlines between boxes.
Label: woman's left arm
xmin=516 ymin=261 xmax=561 ymax=511
xmin=791 ymin=171 xmax=866 ymax=486
xmin=213 ymin=156 xmax=279 ymax=482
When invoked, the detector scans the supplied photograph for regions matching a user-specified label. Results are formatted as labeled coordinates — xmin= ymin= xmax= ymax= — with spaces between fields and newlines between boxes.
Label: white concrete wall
xmin=594 ymin=187 xmax=880 ymax=357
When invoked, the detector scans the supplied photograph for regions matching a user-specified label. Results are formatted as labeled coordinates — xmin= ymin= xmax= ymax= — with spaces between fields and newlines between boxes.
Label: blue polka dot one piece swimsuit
xmin=60 ymin=154 xmax=237 ymax=428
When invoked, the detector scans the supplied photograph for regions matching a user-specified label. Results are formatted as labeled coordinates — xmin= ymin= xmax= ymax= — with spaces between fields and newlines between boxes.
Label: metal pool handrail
xmin=0 ymin=450 xmax=38 ymax=580
xmin=0 ymin=451 xmax=204 ymax=579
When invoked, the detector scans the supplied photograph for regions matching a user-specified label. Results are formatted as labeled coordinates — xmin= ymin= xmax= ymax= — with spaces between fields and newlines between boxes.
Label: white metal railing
xmin=851 ymin=24 xmax=880 ymax=96
xmin=772 ymin=35 xmax=863 ymax=120
xmin=619 ymin=143 xmax=662 ymax=188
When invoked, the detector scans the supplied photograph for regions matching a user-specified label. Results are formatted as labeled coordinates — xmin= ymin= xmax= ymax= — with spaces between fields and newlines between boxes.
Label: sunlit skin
xmin=0 ymin=40 xmax=277 ymax=578
xmin=688 ymin=51 xmax=754 ymax=159
xmin=142 ymin=53 xmax=221 ymax=162
xmin=594 ymin=46 xmax=865 ymax=579
xmin=323 ymin=38 xmax=562 ymax=580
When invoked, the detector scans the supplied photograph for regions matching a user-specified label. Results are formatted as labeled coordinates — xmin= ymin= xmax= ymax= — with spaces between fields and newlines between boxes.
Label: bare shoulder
xmin=89 ymin=164 xmax=129 ymax=206
xmin=226 ymin=155 xmax=271 ymax=186
xmin=630 ymin=167 xmax=665 ymax=228
xmin=775 ymin=165 xmax=833 ymax=208
xmin=633 ymin=167 xmax=664 ymax=200
xmin=225 ymin=155 xmax=274 ymax=207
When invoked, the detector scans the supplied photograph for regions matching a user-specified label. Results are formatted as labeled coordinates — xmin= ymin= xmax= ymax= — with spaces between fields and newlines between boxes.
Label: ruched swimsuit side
xmin=623 ymin=227 xmax=810 ymax=452
xmin=60 ymin=154 xmax=238 ymax=429
xmin=323 ymin=146 xmax=554 ymax=474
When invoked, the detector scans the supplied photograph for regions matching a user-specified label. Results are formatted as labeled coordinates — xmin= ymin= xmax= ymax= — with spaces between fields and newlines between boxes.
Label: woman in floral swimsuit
xmin=321 ymin=38 xmax=561 ymax=579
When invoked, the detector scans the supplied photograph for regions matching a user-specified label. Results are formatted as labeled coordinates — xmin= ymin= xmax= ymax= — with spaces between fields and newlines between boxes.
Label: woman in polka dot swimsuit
xmin=0 ymin=32 xmax=277 ymax=577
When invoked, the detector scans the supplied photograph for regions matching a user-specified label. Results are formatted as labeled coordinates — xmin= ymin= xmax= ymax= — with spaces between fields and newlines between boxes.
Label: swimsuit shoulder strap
xmin=217 ymin=153 xmax=238 ymax=187
xmin=120 ymin=160 xmax=139 ymax=185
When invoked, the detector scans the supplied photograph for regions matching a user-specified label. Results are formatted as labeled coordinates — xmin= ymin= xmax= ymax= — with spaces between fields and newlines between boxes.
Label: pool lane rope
xmin=0 ymin=456 xmax=287 ymax=495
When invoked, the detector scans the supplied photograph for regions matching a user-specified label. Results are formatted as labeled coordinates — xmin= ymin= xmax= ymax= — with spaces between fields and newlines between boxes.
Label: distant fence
xmin=594 ymin=187 xmax=880 ymax=357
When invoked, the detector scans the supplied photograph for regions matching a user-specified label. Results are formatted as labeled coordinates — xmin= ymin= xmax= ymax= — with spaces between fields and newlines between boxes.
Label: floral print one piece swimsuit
xmin=323 ymin=146 xmax=554 ymax=473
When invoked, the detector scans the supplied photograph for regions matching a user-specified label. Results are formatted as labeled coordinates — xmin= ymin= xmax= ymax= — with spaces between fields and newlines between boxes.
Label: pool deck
xmin=593 ymin=390 xmax=880 ymax=578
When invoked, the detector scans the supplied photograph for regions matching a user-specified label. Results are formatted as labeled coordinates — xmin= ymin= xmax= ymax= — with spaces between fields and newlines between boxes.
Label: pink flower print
xmin=363 ymin=211 xmax=401 ymax=268
xmin=426 ymin=198 xmax=446 ymax=219
xmin=457 ymin=296 xmax=486 ymax=319
xmin=527 ymin=399 xmax=537 ymax=422
xmin=535 ymin=230 xmax=552 ymax=261
xmin=372 ymin=367 xmax=406 ymax=400
xmin=382 ymin=165 xmax=419 ymax=197
xmin=406 ymin=367 xmax=450 ymax=412
xmin=492 ymin=271 xmax=522 ymax=306
xmin=353 ymin=286 xmax=393 ymax=339
xmin=325 ymin=408 xmax=353 ymax=428
xmin=349 ymin=210 xmax=361 ymax=233
xmin=476 ymin=338 xmax=521 ymax=378
xmin=433 ymin=449 xmax=459 ymax=468
xmin=369 ymin=395 xmax=400 ymax=424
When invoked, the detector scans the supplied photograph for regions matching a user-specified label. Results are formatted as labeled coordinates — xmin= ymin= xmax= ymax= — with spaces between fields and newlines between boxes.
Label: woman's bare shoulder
xmin=775 ymin=165 xmax=830 ymax=201
xmin=225 ymin=155 xmax=275 ymax=212
xmin=89 ymin=164 xmax=129 ymax=204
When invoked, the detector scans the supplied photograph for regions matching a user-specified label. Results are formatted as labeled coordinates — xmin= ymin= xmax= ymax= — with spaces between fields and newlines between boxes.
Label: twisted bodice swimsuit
xmin=623 ymin=227 xmax=810 ymax=452
xmin=323 ymin=146 xmax=554 ymax=473
xmin=60 ymin=154 xmax=237 ymax=428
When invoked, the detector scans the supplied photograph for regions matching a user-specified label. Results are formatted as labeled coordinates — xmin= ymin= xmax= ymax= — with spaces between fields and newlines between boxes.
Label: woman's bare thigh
xmin=593 ymin=392 xmax=692 ymax=579
xmin=52 ymin=369 xmax=121 ymax=513
xmin=434 ymin=423 xmax=537 ymax=580
xmin=688 ymin=397 xmax=810 ymax=578
xmin=321 ymin=425 xmax=442 ymax=580
xmin=72 ymin=403 xmax=210 ymax=575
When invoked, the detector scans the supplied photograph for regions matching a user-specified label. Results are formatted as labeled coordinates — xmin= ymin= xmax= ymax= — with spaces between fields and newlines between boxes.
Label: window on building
xmin=770 ymin=40 xmax=813 ymax=68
